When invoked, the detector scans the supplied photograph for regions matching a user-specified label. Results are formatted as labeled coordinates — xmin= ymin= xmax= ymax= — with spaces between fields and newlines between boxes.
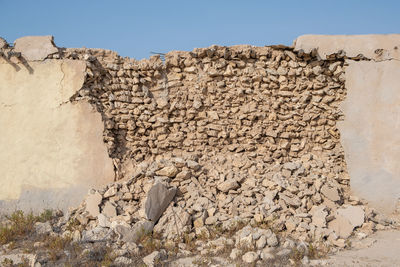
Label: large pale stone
xmin=310 ymin=205 xmax=328 ymax=228
xmin=145 ymin=183 xmax=176 ymax=222
xmin=0 ymin=59 xmax=114 ymax=212
xmin=14 ymin=35 xmax=59 ymax=61
xmin=337 ymin=206 xmax=365 ymax=228
xmin=153 ymin=205 xmax=191 ymax=239
xmin=328 ymin=215 xmax=354 ymax=239
xmin=113 ymin=220 xmax=154 ymax=243
xmin=320 ymin=185 xmax=340 ymax=202
xmin=85 ymin=191 xmax=102 ymax=217
xmin=102 ymin=201 xmax=117 ymax=218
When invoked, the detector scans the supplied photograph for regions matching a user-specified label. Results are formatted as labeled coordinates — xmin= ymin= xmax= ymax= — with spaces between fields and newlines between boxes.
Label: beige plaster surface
xmin=338 ymin=60 xmax=400 ymax=213
xmin=0 ymin=59 xmax=114 ymax=211
xmin=294 ymin=34 xmax=400 ymax=60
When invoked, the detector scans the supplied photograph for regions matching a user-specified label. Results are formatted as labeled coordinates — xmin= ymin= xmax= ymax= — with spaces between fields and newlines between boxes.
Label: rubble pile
xmin=47 ymin=44 xmax=394 ymax=264
xmin=66 ymin=153 xmax=387 ymax=252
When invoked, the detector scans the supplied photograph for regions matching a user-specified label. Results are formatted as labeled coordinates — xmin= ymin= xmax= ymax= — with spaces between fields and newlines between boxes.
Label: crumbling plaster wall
xmin=2 ymin=34 xmax=400 ymax=215
xmin=295 ymin=34 xmax=400 ymax=213
xmin=340 ymin=60 xmax=400 ymax=213
xmin=0 ymin=50 xmax=114 ymax=212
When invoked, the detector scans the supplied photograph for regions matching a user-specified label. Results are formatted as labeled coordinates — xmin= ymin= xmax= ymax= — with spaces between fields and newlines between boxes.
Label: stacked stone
xmin=53 ymin=45 xmax=348 ymax=184
xmin=50 ymin=44 xmax=393 ymax=262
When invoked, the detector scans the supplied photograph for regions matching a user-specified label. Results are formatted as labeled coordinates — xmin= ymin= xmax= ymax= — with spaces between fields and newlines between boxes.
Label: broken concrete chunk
xmin=310 ymin=205 xmax=328 ymax=228
xmin=337 ymin=205 xmax=365 ymax=228
xmin=145 ymin=183 xmax=177 ymax=222
xmin=267 ymin=233 xmax=279 ymax=247
xmin=321 ymin=185 xmax=341 ymax=202
xmin=14 ymin=35 xmax=58 ymax=61
xmin=328 ymin=214 xmax=354 ymax=239
xmin=85 ymin=191 xmax=103 ymax=217
xmin=102 ymin=201 xmax=117 ymax=218
xmin=156 ymin=97 xmax=169 ymax=109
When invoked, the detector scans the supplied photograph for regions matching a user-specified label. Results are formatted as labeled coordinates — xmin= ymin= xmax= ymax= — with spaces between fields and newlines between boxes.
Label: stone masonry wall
xmin=52 ymin=45 xmax=347 ymax=185
xmin=2 ymin=37 xmax=389 ymax=260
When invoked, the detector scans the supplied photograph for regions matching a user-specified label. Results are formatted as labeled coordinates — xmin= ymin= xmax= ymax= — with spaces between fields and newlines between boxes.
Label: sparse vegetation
xmin=0 ymin=210 xmax=54 ymax=245
xmin=44 ymin=235 xmax=72 ymax=262
xmin=100 ymin=247 xmax=117 ymax=267
xmin=65 ymin=218 xmax=82 ymax=232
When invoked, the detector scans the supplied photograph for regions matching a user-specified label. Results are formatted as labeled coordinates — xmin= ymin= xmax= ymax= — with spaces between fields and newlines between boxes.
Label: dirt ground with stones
xmin=1 ymin=36 xmax=400 ymax=266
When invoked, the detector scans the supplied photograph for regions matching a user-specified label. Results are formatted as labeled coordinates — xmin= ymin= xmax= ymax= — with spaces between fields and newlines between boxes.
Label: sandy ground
xmin=323 ymin=230 xmax=400 ymax=267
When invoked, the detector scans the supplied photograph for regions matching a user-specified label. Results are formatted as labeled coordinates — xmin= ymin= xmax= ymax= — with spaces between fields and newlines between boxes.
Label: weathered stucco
xmin=0 ymin=59 xmax=114 ymax=212
xmin=338 ymin=60 xmax=400 ymax=213
xmin=294 ymin=34 xmax=400 ymax=60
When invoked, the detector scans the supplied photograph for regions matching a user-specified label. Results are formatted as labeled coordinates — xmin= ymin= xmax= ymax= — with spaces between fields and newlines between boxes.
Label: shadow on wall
xmin=0 ymin=185 xmax=89 ymax=214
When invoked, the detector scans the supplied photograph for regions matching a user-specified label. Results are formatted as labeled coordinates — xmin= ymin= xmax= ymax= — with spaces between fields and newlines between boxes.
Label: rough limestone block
xmin=85 ymin=191 xmax=102 ymax=217
xmin=113 ymin=220 xmax=154 ymax=243
xmin=145 ymin=183 xmax=176 ymax=222
xmin=328 ymin=215 xmax=354 ymax=239
xmin=337 ymin=206 xmax=365 ymax=228
xmin=14 ymin=35 xmax=58 ymax=61
xmin=102 ymin=201 xmax=117 ymax=218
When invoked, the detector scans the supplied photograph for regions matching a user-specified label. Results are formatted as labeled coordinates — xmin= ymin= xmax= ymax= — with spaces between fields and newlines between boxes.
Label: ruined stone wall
xmin=53 ymin=45 xmax=347 ymax=186
xmin=50 ymin=45 xmax=358 ymax=245
xmin=5 ymin=36 xmax=398 ymax=251
xmin=295 ymin=34 xmax=400 ymax=214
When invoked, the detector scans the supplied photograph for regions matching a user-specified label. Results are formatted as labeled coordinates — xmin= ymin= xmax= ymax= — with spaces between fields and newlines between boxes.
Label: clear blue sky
xmin=1 ymin=0 xmax=399 ymax=60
